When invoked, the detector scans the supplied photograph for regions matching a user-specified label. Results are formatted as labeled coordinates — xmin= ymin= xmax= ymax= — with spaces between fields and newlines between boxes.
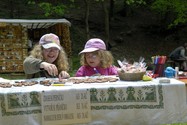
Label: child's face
xmin=42 ymin=47 xmax=59 ymax=63
xmin=85 ymin=52 xmax=101 ymax=67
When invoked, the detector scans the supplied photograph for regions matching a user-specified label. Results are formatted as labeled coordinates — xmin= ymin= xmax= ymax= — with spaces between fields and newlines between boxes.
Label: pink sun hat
xmin=79 ymin=38 xmax=106 ymax=54
xmin=39 ymin=33 xmax=61 ymax=50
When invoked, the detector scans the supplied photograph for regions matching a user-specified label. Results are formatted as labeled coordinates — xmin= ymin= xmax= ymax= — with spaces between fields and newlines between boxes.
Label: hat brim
xmin=42 ymin=43 xmax=61 ymax=50
xmin=79 ymin=48 xmax=99 ymax=54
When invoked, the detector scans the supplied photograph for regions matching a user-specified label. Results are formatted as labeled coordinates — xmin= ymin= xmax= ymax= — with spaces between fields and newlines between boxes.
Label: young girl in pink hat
xmin=75 ymin=38 xmax=118 ymax=77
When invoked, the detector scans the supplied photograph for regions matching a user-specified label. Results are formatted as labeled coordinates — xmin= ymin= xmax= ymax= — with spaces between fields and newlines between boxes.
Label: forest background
xmin=0 ymin=0 xmax=187 ymax=75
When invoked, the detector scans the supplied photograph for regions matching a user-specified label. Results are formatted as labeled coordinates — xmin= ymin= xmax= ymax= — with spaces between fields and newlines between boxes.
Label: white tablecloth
xmin=0 ymin=77 xmax=186 ymax=125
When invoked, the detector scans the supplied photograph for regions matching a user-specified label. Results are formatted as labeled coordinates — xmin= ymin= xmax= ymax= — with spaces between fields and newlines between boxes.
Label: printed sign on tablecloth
xmin=41 ymin=89 xmax=91 ymax=125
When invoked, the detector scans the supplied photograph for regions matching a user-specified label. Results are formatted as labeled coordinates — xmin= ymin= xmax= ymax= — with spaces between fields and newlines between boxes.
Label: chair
xmin=167 ymin=57 xmax=185 ymax=71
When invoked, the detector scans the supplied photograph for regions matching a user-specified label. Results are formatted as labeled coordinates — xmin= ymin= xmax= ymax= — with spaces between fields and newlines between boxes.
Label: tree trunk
xmin=102 ymin=0 xmax=110 ymax=49
xmin=84 ymin=0 xmax=90 ymax=39
xmin=109 ymin=0 xmax=114 ymax=21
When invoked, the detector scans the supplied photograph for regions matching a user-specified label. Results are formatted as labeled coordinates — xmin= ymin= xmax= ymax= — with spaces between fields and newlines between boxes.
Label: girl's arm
xmin=23 ymin=56 xmax=43 ymax=74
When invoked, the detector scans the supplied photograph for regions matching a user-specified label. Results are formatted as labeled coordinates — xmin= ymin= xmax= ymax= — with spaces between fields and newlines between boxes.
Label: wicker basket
xmin=118 ymin=70 xmax=145 ymax=81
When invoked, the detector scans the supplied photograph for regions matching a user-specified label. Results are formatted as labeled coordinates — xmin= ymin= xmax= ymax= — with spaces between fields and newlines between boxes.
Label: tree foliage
xmin=0 ymin=0 xmax=186 ymax=30
xmin=0 ymin=0 xmax=42 ymax=18
xmin=38 ymin=3 xmax=67 ymax=17
xmin=28 ymin=0 xmax=75 ymax=17
xmin=151 ymin=0 xmax=187 ymax=28
xmin=125 ymin=0 xmax=146 ymax=5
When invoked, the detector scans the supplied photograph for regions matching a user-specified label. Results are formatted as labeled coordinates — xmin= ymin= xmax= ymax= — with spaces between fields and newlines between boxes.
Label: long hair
xmin=80 ymin=50 xmax=114 ymax=68
xmin=30 ymin=44 xmax=69 ymax=72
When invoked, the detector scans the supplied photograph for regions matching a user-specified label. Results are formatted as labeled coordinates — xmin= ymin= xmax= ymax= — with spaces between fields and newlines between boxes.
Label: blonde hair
xmin=30 ymin=44 xmax=69 ymax=72
xmin=80 ymin=50 xmax=114 ymax=68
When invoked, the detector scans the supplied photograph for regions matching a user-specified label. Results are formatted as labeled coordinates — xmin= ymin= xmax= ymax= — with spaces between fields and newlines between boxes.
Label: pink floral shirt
xmin=75 ymin=65 xmax=118 ymax=77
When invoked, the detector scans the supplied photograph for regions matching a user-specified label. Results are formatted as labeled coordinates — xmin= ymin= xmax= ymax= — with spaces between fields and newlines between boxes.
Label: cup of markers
xmin=151 ymin=55 xmax=167 ymax=64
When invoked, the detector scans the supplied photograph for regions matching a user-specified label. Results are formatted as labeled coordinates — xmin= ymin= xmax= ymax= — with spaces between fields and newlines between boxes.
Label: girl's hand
xmin=40 ymin=62 xmax=58 ymax=76
xmin=59 ymin=71 xmax=70 ymax=80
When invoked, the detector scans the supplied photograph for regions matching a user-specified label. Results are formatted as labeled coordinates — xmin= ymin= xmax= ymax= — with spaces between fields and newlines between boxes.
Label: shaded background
xmin=0 ymin=0 xmax=187 ymax=72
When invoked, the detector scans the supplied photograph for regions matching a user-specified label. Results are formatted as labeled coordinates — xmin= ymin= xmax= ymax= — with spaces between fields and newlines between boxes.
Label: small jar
xmin=175 ymin=67 xmax=179 ymax=78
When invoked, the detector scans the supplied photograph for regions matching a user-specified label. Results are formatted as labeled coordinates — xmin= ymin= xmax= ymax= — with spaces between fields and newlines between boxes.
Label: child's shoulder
xmin=109 ymin=65 xmax=118 ymax=68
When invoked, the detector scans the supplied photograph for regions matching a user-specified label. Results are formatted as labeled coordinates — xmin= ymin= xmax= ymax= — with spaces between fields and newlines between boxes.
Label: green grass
xmin=162 ymin=123 xmax=187 ymax=125
xmin=0 ymin=73 xmax=26 ymax=80
xmin=69 ymin=55 xmax=81 ymax=77
xmin=0 ymin=70 xmax=77 ymax=80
